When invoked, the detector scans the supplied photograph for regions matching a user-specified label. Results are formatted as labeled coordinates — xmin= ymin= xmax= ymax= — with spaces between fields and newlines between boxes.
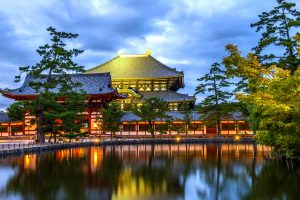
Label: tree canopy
xmin=195 ymin=62 xmax=233 ymax=137
xmin=99 ymin=102 xmax=124 ymax=140
xmin=12 ymin=27 xmax=87 ymax=143
xmin=251 ymin=0 xmax=300 ymax=74
xmin=223 ymin=36 xmax=300 ymax=158
xmin=133 ymin=97 xmax=170 ymax=139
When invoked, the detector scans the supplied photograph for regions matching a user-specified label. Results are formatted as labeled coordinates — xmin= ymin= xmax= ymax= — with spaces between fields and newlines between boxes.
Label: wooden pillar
xmin=166 ymin=79 xmax=169 ymax=90
xmin=22 ymin=121 xmax=25 ymax=135
xmin=151 ymin=80 xmax=154 ymax=91
xmin=136 ymin=122 xmax=139 ymax=136
xmin=120 ymin=124 xmax=123 ymax=136
xmin=203 ymin=125 xmax=206 ymax=135
xmin=194 ymin=121 xmax=196 ymax=135
xmin=88 ymin=110 xmax=92 ymax=136
xmin=136 ymin=80 xmax=139 ymax=91
xmin=8 ymin=123 xmax=11 ymax=136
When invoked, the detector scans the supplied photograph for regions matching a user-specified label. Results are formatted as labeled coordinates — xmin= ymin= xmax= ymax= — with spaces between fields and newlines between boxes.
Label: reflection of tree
xmin=196 ymin=144 xmax=254 ymax=200
xmin=1 ymin=148 xmax=124 ymax=200
xmin=94 ymin=147 xmax=123 ymax=191
xmin=130 ymin=144 xmax=183 ymax=197
xmin=2 ymin=152 xmax=88 ymax=200
xmin=244 ymin=161 xmax=300 ymax=200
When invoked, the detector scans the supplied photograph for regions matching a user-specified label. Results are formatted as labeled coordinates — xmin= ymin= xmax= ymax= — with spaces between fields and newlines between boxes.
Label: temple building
xmin=0 ymin=52 xmax=252 ymax=138
xmin=85 ymin=50 xmax=195 ymax=110
xmin=0 ymin=73 xmax=122 ymax=135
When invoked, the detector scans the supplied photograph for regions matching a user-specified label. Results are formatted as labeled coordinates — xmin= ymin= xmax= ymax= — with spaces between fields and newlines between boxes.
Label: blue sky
xmin=0 ymin=0 xmax=297 ymax=110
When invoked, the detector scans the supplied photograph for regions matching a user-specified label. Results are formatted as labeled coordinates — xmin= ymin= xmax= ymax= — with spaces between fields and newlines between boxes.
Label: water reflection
xmin=0 ymin=143 xmax=299 ymax=200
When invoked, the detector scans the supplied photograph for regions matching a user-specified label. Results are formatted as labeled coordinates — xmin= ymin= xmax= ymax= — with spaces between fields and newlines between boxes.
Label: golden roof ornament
xmin=145 ymin=49 xmax=151 ymax=56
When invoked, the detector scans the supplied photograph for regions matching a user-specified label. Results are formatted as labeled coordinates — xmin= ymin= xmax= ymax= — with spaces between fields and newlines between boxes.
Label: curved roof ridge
xmin=148 ymin=55 xmax=183 ymax=74
xmin=86 ymin=55 xmax=120 ymax=73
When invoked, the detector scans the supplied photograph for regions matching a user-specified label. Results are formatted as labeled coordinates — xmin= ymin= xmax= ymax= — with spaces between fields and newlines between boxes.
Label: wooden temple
xmin=0 ymin=73 xmax=122 ymax=135
xmin=85 ymin=50 xmax=195 ymax=110
xmin=0 ymin=52 xmax=252 ymax=138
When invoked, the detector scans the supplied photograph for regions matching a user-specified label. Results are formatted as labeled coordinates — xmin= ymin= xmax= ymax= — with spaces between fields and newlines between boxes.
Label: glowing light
xmin=93 ymin=138 xmax=100 ymax=144
xmin=176 ymin=136 xmax=181 ymax=142
xmin=234 ymin=135 xmax=240 ymax=141
xmin=24 ymin=155 xmax=30 ymax=169
xmin=93 ymin=151 xmax=98 ymax=165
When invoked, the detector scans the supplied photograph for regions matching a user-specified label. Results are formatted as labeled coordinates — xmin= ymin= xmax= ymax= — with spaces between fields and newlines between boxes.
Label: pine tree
xmin=99 ymin=102 xmax=124 ymax=140
xmin=251 ymin=0 xmax=300 ymax=74
xmin=14 ymin=27 xmax=86 ymax=143
xmin=133 ymin=97 xmax=170 ymax=139
xmin=195 ymin=62 xmax=232 ymax=137
xmin=179 ymin=101 xmax=193 ymax=135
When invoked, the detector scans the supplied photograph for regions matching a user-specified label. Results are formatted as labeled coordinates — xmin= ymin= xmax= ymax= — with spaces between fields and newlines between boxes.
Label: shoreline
xmin=0 ymin=137 xmax=254 ymax=157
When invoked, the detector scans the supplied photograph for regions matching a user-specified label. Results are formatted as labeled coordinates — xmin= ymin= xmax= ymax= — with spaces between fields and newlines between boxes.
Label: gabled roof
xmin=138 ymin=91 xmax=195 ymax=103
xmin=85 ymin=53 xmax=183 ymax=79
xmin=0 ymin=73 xmax=118 ymax=99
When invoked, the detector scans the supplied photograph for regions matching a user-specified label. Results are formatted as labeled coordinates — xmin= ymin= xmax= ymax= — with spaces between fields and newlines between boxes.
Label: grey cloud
xmin=40 ymin=0 xmax=170 ymax=52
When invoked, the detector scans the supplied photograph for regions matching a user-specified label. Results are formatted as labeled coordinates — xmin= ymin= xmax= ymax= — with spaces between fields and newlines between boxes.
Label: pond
xmin=0 ymin=143 xmax=299 ymax=200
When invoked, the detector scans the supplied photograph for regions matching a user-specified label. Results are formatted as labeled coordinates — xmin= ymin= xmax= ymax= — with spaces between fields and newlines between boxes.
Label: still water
xmin=0 ymin=143 xmax=299 ymax=200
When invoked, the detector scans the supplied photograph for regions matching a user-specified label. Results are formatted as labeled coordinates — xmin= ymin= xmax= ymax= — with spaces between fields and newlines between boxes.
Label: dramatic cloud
xmin=0 ymin=0 xmax=298 ymax=110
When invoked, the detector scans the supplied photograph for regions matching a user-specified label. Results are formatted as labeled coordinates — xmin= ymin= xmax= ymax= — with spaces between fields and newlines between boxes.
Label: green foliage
xmin=11 ymin=126 xmax=23 ymax=134
xmin=132 ymin=97 xmax=170 ymax=138
xmin=14 ymin=27 xmax=86 ymax=143
xmin=195 ymin=62 xmax=233 ymax=137
xmin=0 ymin=125 xmax=7 ymax=132
xmin=15 ymin=27 xmax=85 ymax=91
xmin=155 ymin=122 xmax=170 ymax=135
xmin=7 ymin=101 xmax=26 ymax=121
xmin=170 ymin=123 xmax=185 ymax=135
xmin=179 ymin=101 xmax=193 ymax=134
xmin=98 ymin=102 xmax=124 ymax=139
xmin=251 ymin=0 xmax=300 ymax=73
xmin=223 ymin=37 xmax=300 ymax=158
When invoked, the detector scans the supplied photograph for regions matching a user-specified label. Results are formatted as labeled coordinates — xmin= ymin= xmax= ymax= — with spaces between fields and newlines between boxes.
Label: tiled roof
xmin=85 ymin=54 xmax=183 ymax=79
xmin=138 ymin=91 xmax=195 ymax=103
xmin=121 ymin=111 xmax=248 ymax=122
xmin=121 ymin=112 xmax=142 ymax=122
xmin=121 ymin=111 xmax=202 ymax=122
xmin=0 ymin=112 xmax=11 ymax=123
xmin=4 ymin=73 xmax=115 ymax=96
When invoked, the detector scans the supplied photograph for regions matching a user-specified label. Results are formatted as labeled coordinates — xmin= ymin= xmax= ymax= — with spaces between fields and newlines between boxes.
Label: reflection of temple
xmin=0 ymin=144 xmax=271 ymax=200
xmin=0 ymin=144 xmax=270 ymax=171
xmin=85 ymin=50 xmax=195 ymax=111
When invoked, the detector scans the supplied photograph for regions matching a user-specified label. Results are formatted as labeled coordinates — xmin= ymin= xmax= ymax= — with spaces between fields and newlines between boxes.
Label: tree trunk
xmin=149 ymin=120 xmax=155 ymax=139
xmin=185 ymin=125 xmax=188 ymax=135
xmin=37 ymin=110 xmax=45 ymax=144
xmin=48 ymin=133 xmax=52 ymax=143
